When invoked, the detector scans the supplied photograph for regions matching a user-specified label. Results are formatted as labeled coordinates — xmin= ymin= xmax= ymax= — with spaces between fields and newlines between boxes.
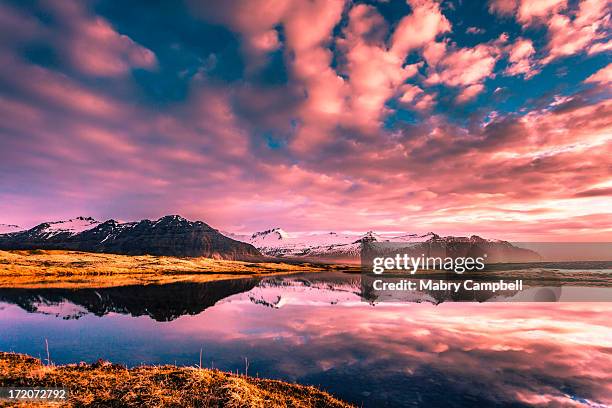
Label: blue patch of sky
xmin=264 ymin=133 xmax=286 ymax=150
xmin=363 ymin=0 xmax=411 ymax=29
xmin=443 ymin=0 xmax=523 ymax=46
xmin=94 ymin=0 xmax=245 ymax=106
xmin=22 ymin=42 xmax=60 ymax=69
xmin=249 ymin=49 xmax=290 ymax=86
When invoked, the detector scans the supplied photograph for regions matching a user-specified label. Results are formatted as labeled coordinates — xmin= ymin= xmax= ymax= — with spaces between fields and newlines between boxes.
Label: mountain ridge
xmin=238 ymin=228 xmax=541 ymax=264
xmin=0 ymin=215 xmax=261 ymax=260
xmin=0 ymin=217 xmax=540 ymax=263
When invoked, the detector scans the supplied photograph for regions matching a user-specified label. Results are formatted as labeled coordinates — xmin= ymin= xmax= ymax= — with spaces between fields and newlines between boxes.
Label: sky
xmin=0 ymin=0 xmax=610 ymax=240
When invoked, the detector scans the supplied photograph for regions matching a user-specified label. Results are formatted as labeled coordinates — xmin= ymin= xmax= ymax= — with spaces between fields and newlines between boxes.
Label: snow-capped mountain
xmin=237 ymin=228 xmax=539 ymax=264
xmin=235 ymin=229 xmax=438 ymax=263
xmin=31 ymin=216 xmax=100 ymax=238
xmin=0 ymin=215 xmax=540 ymax=263
xmin=250 ymin=228 xmax=290 ymax=246
xmin=0 ymin=216 xmax=100 ymax=242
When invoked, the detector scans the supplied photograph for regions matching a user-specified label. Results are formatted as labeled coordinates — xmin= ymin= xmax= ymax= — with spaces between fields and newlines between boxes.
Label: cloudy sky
xmin=0 ymin=0 xmax=610 ymax=239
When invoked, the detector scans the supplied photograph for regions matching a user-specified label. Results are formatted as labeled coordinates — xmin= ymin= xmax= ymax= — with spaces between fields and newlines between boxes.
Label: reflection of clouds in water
xmin=172 ymin=300 xmax=612 ymax=406
xmin=1 ymin=275 xmax=610 ymax=407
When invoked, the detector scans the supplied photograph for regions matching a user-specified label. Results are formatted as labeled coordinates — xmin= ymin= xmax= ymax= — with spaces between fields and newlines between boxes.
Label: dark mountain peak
xmin=157 ymin=214 xmax=188 ymax=223
xmin=424 ymin=232 xmax=441 ymax=240
xmin=353 ymin=231 xmax=377 ymax=244
xmin=0 ymin=215 xmax=261 ymax=260
xmin=75 ymin=216 xmax=96 ymax=222
xmin=30 ymin=222 xmax=51 ymax=231
xmin=251 ymin=228 xmax=288 ymax=240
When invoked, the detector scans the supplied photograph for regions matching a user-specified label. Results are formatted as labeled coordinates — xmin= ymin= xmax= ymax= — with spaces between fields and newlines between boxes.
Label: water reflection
xmin=1 ymin=267 xmax=609 ymax=320
xmin=0 ymin=278 xmax=260 ymax=321
xmin=0 ymin=272 xmax=611 ymax=407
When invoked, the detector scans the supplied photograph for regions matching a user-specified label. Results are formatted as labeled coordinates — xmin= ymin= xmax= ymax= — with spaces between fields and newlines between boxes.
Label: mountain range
xmin=0 ymin=216 xmax=540 ymax=263
xmin=0 ymin=216 xmax=260 ymax=260
xmin=227 ymin=228 xmax=540 ymax=263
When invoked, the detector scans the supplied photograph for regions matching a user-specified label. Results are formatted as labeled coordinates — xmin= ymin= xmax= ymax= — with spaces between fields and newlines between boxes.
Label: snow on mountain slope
xmin=246 ymin=229 xmax=361 ymax=260
xmin=0 ymin=224 xmax=22 ymax=234
xmin=250 ymin=228 xmax=290 ymax=247
xmin=37 ymin=216 xmax=101 ymax=237
xmin=233 ymin=228 xmax=538 ymax=264
xmin=0 ymin=217 xmax=101 ymax=238
xmin=235 ymin=228 xmax=438 ymax=262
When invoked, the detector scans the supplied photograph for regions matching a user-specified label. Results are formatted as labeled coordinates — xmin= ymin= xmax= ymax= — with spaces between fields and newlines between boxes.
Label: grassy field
xmin=0 ymin=352 xmax=354 ymax=407
xmin=0 ymin=250 xmax=348 ymax=289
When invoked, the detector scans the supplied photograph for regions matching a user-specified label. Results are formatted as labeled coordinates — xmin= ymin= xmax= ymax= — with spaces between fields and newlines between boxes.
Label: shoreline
xmin=0 ymin=250 xmax=354 ymax=289
xmin=0 ymin=352 xmax=353 ymax=407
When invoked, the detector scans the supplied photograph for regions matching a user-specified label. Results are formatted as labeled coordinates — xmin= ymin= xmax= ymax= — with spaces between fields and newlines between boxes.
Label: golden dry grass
xmin=0 ymin=250 xmax=347 ymax=289
xmin=0 ymin=352 xmax=354 ymax=408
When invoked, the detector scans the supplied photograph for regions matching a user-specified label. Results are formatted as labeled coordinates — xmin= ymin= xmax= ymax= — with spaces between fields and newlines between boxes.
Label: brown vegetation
xmin=0 ymin=352 xmax=353 ymax=407
xmin=0 ymin=250 xmax=349 ymax=289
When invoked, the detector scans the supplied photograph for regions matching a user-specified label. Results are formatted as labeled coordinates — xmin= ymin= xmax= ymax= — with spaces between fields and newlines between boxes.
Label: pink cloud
xmin=35 ymin=0 xmax=158 ymax=77
xmin=284 ymin=0 xmax=346 ymax=152
xmin=433 ymin=44 xmax=500 ymax=86
xmin=68 ymin=17 xmax=156 ymax=76
xmin=587 ymin=40 xmax=612 ymax=54
xmin=466 ymin=26 xmax=485 ymax=34
xmin=190 ymin=0 xmax=347 ymax=152
xmin=0 ymin=2 xmax=43 ymax=45
xmin=456 ymin=84 xmax=485 ymax=103
xmin=399 ymin=84 xmax=425 ymax=104
xmin=425 ymin=36 xmax=506 ymax=102
xmin=488 ymin=0 xmax=518 ymax=16
xmin=335 ymin=5 xmax=423 ymax=132
xmin=542 ymin=0 xmax=610 ymax=63
xmin=2 ymin=66 xmax=611 ymax=239
xmin=585 ymin=63 xmax=612 ymax=85
xmin=504 ymin=37 xmax=538 ymax=77
xmin=0 ymin=60 xmax=125 ymax=119
xmin=390 ymin=0 xmax=451 ymax=57
xmin=190 ymin=0 xmax=448 ymax=148
xmin=489 ymin=0 xmax=610 ymax=65
xmin=517 ymin=0 xmax=567 ymax=25
xmin=188 ymin=0 xmax=290 ymax=69
xmin=248 ymin=29 xmax=280 ymax=53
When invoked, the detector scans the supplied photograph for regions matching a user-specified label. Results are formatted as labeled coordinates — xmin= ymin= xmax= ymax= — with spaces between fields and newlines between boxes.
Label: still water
xmin=0 ymin=271 xmax=611 ymax=407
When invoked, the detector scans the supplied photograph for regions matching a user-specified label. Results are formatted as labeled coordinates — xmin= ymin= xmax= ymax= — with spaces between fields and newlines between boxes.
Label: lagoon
xmin=0 ymin=271 xmax=611 ymax=407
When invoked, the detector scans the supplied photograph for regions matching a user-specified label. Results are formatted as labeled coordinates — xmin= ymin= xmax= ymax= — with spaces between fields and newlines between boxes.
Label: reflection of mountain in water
xmin=0 ymin=278 xmax=260 ymax=321
xmin=246 ymin=266 xmax=611 ymax=307
xmin=2 ymin=264 xmax=609 ymax=320
xmin=245 ymin=272 xmax=362 ymax=308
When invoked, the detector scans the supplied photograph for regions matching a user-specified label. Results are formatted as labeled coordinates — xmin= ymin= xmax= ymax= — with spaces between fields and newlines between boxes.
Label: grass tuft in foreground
xmin=0 ymin=352 xmax=354 ymax=407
